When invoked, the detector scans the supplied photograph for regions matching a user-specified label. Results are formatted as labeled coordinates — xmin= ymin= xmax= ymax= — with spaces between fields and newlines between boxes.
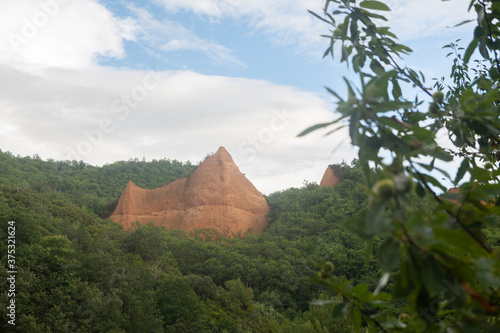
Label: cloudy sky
xmin=0 ymin=0 xmax=475 ymax=194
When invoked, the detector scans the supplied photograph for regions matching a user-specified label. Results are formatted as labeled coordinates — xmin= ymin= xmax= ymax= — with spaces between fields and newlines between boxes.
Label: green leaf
xmin=433 ymin=148 xmax=453 ymax=162
xmin=464 ymin=38 xmax=479 ymax=63
xmin=365 ymin=12 xmax=388 ymax=21
xmin=307 ymin=10 xmax=332 ymax=25
xmin=331 ymin=301 xmax=351 ymax=319
xmin=370 ymin=59 xmax=385 ymax=75
xmin=377 ymin=26 xmax=397 ymax=38
xmin=323 ymin=45 xmax=333 ymax=58
xmin=392 ymin=43 xmax=413 ymax=54
xmin=432 ymin=227 xmax=488 ymax=256
xmin=349 ymin=110 xmax=360 ymax=145
xmin=344 ymin=77 xmax=357 ymax=101
xmin=297 ymin=121 xmax=338 ymax=137
xmin=307 ymin=10 xmax=335 ymax=25
xmin=350 ymin=19 xmax=359 ymax=44
xmin=454 ymin=159 xmax=469 ymax=185
xmin=480 ymin=183 xmax=500 ymax=197
xmin=408 ymin=247 xmax=444 ymax=297
xmin=324 ymin=124 xmax=347 ymax=136
xmin=479 ymin=40 xmax=489 ymax=59
xmin=421 ymin=174 xmax=447 ymax=192
xmin=421 ymin=254 xmax=445 ymax=297
xmin=450 ymin=19 xmax=474 ymax=28
xmin=392 ymin=79 xmax=402 ymax=99
xmin=469 ymin=165 xmax=492 ymax=182
xmin=351 ymin=284 xmax=370 ymax=298
xmin=350 ymin=306 xmax=362 ymax=333
xmin=378 ymin=239 xmax=400 ymax=271
xmin=411 ymin=127 xmax=434 ymax=141
xmin=416 ymin=182 xmax=426 ymax=197
xmin=326 ymin=86 xmax=344 ymax=101
xmin=365 ymin=201 xmax=391 ymax=236
xmin=341 ymin=15 xmax=350 ymax=39
xmin=364 ymin=72 xmax=391 ymax=100
xmin=473 ymin=26 xmax=485 ymax=39
xmin=359 ymin=0 xmax=391 ymax=11
xmin=392 ymin=259 xmax=413 ymax=297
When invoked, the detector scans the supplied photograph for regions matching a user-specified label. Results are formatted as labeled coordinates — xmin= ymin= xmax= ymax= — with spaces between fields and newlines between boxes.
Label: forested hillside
xmin=0 ymin=151 xmax=441 ymax=332
xmin=0 ymin=150 xmax=196 ymax=218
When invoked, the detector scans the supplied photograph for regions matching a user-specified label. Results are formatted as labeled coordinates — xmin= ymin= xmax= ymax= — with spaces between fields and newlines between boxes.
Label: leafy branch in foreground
xmin=303 ymin=0 xmax=500 ymax=331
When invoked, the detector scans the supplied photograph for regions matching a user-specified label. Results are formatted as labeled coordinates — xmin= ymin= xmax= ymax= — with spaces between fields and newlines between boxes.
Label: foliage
xmin=0 ymin=153 xmax=391 ymax=332
xmin=0 ymin=150 xmax=196 ymax=218
xmin=304 ymin=0 xmax=500 ymax=331
xmin=0 ymin=144 xmax=494 ymax=331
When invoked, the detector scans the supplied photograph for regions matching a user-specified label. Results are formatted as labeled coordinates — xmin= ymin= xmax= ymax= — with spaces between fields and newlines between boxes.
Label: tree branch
xmin=410 ymin=162 xmax=493 ymax=254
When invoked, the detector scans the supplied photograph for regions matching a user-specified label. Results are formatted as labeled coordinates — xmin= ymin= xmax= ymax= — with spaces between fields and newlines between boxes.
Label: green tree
xmin=221 ymin=278 xmax=254 ymax=315
xmin=304 ymin=0 xmax=500 ymax=331
xmin=155 ymin=275 xmax=203 ymax=327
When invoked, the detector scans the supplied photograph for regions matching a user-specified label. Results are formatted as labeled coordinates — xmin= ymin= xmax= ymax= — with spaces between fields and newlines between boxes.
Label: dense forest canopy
xmin=0 ymin=150 xmax=196 ymax=218
xmin=0 ymin=149 xmax=439 ymax=332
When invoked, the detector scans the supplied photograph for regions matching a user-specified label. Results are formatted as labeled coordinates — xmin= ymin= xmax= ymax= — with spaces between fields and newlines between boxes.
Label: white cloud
xmin=154 ymin=0 xmax=327 ymax=53
xmin=128 ymin=5 xmax=245 ymax=67
xmin=385 ymin=0 xmax=475 ymax=41
xmin=154 ymin=0 xmax=475 ymax=55
xmin=0 ymin=64 xmax=353 ymax=193
xmin=0 ymin=0 xmax=136 ymax=68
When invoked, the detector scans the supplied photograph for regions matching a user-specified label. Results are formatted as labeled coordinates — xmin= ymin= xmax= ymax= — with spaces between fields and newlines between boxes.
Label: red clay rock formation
xmin=110 ymin=147 xmax=269 ymax=235
xmin=320 ymin=165 xmax=340 ymax=188
xmin=445 ymin=187 xmax=461 ymax=205
xmin=446 ymin=187 xmax=492 ymax=206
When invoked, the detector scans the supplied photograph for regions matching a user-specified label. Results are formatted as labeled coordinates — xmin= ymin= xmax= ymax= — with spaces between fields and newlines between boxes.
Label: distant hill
xmin=0 ymin=149 xmax=196 ymax=217
xmin=0 ymin=150 xmax=448 ymax=332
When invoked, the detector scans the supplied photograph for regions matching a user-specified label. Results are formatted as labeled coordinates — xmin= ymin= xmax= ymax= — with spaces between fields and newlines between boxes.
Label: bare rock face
xmin=446 ymin=187 xmax=491 ymax=206
xmin=319 ymin=165 xmax=340 ymax=188
xmin=110 ymin=147 xmax=269 ymax=235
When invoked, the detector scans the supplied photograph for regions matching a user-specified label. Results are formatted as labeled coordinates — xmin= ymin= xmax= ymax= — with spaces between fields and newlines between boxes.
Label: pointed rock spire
xmin=110 ymin=147 xmax=269 ymax=235
xmin=319 ymin=165 xmax=340 ymax=188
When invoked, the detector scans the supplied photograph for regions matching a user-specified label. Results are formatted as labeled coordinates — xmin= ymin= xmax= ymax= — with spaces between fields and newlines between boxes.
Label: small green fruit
xmin=319 ymin=261 xmax=334 ymax=278
xmin=432 ymin=91 xmax=444 ymax=104
xmin=428 ymin=102 xmax=439 ymax=115
xmin=334 ymin=23 xmax=344 ymax=36
xmin=323 ymin=261 xmax=334 ymax=272
xmin=485 ymin=162 xmax=493 ymax=169
xmin=399 ymin=313 xmax=410 ymax=323
xmin=372 ymin=179 xmax=396 ymax=199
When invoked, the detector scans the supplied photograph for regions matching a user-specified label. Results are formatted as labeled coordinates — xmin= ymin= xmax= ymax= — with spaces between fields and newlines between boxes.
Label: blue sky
xmin=0 ymin=0 xmax=476 ymax=193
xmin=98 ymin=0 xmax=347 ymax=93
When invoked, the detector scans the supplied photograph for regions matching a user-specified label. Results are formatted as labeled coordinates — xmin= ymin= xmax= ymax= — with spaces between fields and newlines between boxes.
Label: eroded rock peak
xmin=319 ymin=165 xmax=340 ymax=188
xmin=110 ymin=147 xmax=269 ymax=236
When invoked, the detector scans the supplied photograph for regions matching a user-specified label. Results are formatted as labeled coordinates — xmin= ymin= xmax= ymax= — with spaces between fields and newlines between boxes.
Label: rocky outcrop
xmin=319 ymin=165 xmax=340 ymax=188
xmin=446 ymin=187 xmax=492 ymax=206
xmin=110 ymin=147 xmax=269 ymax=235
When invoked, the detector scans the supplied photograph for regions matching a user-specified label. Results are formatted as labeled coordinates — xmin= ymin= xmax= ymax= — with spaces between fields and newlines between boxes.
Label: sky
xmin=0 ymin=0 xmax=476 ymax=194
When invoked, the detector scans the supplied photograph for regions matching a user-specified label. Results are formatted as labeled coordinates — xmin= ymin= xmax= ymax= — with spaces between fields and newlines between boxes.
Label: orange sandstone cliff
xmin=319 ymin=165 xmax=340 ymax=188
xmin=110 ymin=147 xmax=269 ymax=235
